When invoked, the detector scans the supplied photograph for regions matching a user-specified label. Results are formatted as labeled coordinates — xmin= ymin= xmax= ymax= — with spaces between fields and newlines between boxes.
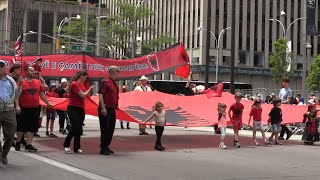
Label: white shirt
xmin=154 ymin=111 xmax=166 ymax=126
xmin=134 ymin=85 xmax=152 ymax=92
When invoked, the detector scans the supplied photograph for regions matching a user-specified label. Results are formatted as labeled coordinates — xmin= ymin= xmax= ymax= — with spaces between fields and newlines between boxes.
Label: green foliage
xmin=307 ymin=55 xmax=320 ymax=92
xmin=269 ymin=37 xmax=294 ymax=85
xmin=58 ymin=1 xmax=173 ymax=56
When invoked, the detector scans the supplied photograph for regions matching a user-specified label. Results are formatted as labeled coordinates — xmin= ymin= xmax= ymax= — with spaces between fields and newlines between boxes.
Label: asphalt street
xmin=1 ymin=116 xmax=320 ymax=180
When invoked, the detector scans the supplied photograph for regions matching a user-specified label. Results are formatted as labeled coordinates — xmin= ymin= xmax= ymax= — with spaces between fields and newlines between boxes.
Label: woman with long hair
xmin=63 ymin=70 xmax=93 ymax=153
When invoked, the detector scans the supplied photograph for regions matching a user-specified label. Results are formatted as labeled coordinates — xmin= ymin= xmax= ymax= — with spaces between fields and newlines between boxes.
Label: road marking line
xmin=13 ymin=149 xmax=113 ymax=180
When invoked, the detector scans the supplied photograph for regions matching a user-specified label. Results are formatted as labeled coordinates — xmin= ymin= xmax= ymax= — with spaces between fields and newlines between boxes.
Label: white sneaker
xmin=64 ymin=147 xmax=71 ymax=154
xmin=254 ymin=141 xmax=260 ymax=146
xmin=75 ymin=149 xmax=83 ymax=154
xmin=235 ymin=142 xmax=240 ymax=148
xmin=264 ymin=140 xmax=271 ymax=145
xmin=219 ymin=144 xmax=227 ymax=149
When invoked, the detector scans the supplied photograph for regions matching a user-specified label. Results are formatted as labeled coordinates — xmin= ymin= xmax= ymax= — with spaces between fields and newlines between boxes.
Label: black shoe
xmin=278 ymin=137 xmax=284 ymax=140
xmin=159 ymin=145 xmax=166 ymax=151
xmin=25 ymin=144 xmax=38 ymax=152
xmin=15 ymin=141 xmax=21 ymax=151
xmin=21 ymin=138 xmax=27 ymax=146
xmin=127 ymin=126 xmax=130 ymax=129
xmin=121 ymin=126 xmax=124 ymax=129
xmin=34 ymin=133 xmax=40 ymax=138
xmin=286 ymin=132 xmax=293 ymax=140
xmin=106 ymin=148 xmax=114 ymax=154
xmin=46 ymin=131 xmax=49 ymax=136
xmin=100 ymin=150 xmax=111 ymax=155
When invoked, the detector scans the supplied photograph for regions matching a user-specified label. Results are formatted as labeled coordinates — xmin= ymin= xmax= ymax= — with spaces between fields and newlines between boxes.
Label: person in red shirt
xmin=32 ymin=57 xmax=42 ymax=75
xmin=98 ymin=66 xmax=120 ymax=155
xmin=63 ymin=70 xmax=93 ymax=154
xmin=45 ymin=83 xmax=59 ymax=137
xmin=15 ymin=66 xmax=52 ymax=152
xmin=228 ymin=92 xmax=244 ymax=148
xmin=248 ymin=99 xmax=270 ymax=146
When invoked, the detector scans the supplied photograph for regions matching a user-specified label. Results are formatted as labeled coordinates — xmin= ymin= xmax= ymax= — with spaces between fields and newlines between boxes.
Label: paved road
xmin=1 ymin=116 xmax=320 ymax=180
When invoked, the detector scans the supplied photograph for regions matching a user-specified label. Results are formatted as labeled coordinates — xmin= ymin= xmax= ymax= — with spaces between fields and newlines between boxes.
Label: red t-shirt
xmin=98 ymin=77 xmax=119 ymax=108
xmin=249 ymin=107 xmax=262 ymax=121
xmin=68 ymin=81 xmax=85 ymax=108
xmin=46 ymin=91 xmax=59 ymax=112
xmin=229 ymin=102 xmax=244 ymax=121
xmin=19 ymin=79 xmax=44 ymax=108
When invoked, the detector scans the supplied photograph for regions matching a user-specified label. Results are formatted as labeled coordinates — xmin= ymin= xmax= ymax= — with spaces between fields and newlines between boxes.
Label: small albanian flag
xmin=175 ymin=43 xmax=190 ymax=79
xmin=205 ymin=83 xmax=223 ymax=99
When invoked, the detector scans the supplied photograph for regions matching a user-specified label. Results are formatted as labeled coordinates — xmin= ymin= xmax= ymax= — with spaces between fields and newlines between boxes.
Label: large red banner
xmin=0 ymin=44 xmax=187 ymax=79
xmin=41 ymin=91 xmax=309 ymax=127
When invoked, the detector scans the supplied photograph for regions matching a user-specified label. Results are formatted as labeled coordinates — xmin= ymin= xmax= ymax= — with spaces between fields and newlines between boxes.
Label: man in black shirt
xmin=56 ymin=78 xmax=69 ymax=133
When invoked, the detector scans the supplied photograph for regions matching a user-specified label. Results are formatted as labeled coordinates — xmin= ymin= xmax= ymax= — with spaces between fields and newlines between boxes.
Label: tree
xmin=101 ymin=1 xmax=174 ymax=57
xmin=269 ymin=37 xmax=294 ymax=85
xmin=307 ymin=55 xmax=320 ymax=92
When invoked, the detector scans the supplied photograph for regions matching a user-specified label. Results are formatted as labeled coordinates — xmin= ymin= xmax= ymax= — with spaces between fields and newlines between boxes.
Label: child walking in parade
xmin=144 ymin=101 xmax=167 ymax=151
xmin=302 ymin=104 xmax=320 ymax=145
xmin=46 ymin=83 xmax=59 ymax=137
xmin=248 ymin=99 xmax=270 ymax=146
xmin=228 ymin=92 xmax=244 ymax=148
xmin=217 ymin=103 xmax=228 ymax=149
xmin=268 ymin=98 xmax=283 ymax=145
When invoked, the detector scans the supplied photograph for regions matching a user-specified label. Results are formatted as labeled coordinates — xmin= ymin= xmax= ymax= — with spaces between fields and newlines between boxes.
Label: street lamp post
xmin=197 ymin=26 xmax=231 ymax=83
xmin=269 ymin=14 xmax=306 ymax=74
xmin=57 ymin=15 xmax=81 ymax=53
xmin=303 ymin=43 xmax=312 ymax=98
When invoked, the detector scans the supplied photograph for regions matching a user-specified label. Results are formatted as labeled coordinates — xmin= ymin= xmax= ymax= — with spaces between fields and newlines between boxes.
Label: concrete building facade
xmin=0 ymin=0 xmax=108 ymax=55
xmin=106 ymin=0 xmax=318 ymax=92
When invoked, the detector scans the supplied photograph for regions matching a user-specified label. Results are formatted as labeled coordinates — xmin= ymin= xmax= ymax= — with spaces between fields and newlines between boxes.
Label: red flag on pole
xmin=205 ymin=83 xmax=223 ymax=99
xmin=175 ymin=43 xmax=191 ymax=79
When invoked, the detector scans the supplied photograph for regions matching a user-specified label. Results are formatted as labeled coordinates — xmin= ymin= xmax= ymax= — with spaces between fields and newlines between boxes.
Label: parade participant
xmin=268 ymin=98 xmax=283 ymax=145
xmin=32 ymin=57 xmax=42 ymax=75
xmin=134 ymin=75 xmax=153 ymax=135
xmin=217 ymin=103 xmax=227 ymax=149
xmin=120 ymin=85 xmax=130 ymax=129
xmin=278 ymin=78 xmax=293 ymax=140
xmin=15 ymin=66 xmax=52 ymax=152
xmin=45 ymin=83 xmax=59 ymax=137
xmin=0 ymin=60 xmax=21 ymax=164
xmin=56 ymin=78 xmax=69 ymax=133
xmin=228 ymin=92 xmax=244 ymax=148
xmin=184 ymin=72 xmax=199 ymax=96
xmin=302 ymin=104 xmax=320 ymax=145
xmin=64 ymin=70 xmax=93 ymax=154
xmin=248 ymin=99 xmax=270 ymax=146
xmin=98 ymin=66 xmax=120 ymax=155
xmin=144 ymin=101 xmax=167 ymax=151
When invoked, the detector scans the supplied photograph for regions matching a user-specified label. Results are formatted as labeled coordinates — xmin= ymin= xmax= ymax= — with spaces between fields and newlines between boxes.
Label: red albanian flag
xmin=205 ymin=83 xmax=223 ymax=99
xmin=175 ymin=43 xmax=191 ymax=79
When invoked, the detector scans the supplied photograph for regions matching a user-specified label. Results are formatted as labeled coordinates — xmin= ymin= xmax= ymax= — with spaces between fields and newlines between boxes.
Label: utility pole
xmin=84 ymin=0 xmax=89 ymax=52
xmin=301 ymin=1 xmax=307 ymax=100
xmin=230 ymin=0 xmax=236 ymax=94
xmin=96 ymin=0 xmax=101 ymax=56
xmin=204 ymin=0 xmax=211 ymax=89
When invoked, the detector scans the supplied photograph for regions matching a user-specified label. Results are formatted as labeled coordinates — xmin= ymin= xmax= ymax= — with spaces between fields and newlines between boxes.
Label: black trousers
xmin=99 ymin=107 xmax=116 ymax=151
xmin=155 ymin=126 xmax=164 ymax=146
xmin=280 ymin=125 xmax=292 ymax=137
xmin=57 ymin=110 xmax=66 ymax=130
xmin=64 ymin=106 xmax=85 ymax=152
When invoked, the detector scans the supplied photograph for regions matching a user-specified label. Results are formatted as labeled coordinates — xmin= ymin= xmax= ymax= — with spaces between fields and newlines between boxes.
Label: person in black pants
xmin=56 ymin=78 xmax=69 ymax=133
xmin=98 ymin=66 xmax=120 ymax=155
xmin=63 ymin=71 xmax=93 ymax=153
xmin=278 ymin=78 xmax=293 ymax=140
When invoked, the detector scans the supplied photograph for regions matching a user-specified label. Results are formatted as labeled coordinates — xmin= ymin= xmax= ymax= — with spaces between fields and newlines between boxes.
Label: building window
xmin=41 ymin=12 xmax=54 ymax=43
xmin=26 ymin=10 xmax=39 ymax=43
xmin=239 ymin=51 xmax=247 ymax=65
xmin=11 ymin=9 xmax=24 ymax=41
xmin=192 ymin=57 xmax=199 ymax=65
xmin=222 ymin=56 xmax=231 ymax=65
xmin=254 ymin=52 xmax=263 ymax=67
xmin=296 ymin=63 xmax=303 ymax=70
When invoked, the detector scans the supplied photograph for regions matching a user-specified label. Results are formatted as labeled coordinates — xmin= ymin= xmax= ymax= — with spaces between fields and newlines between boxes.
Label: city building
xmin=0 ymin=0 xmax=108 ymax=55
xmin=107 ymin=0 xmax=318 ymax=93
